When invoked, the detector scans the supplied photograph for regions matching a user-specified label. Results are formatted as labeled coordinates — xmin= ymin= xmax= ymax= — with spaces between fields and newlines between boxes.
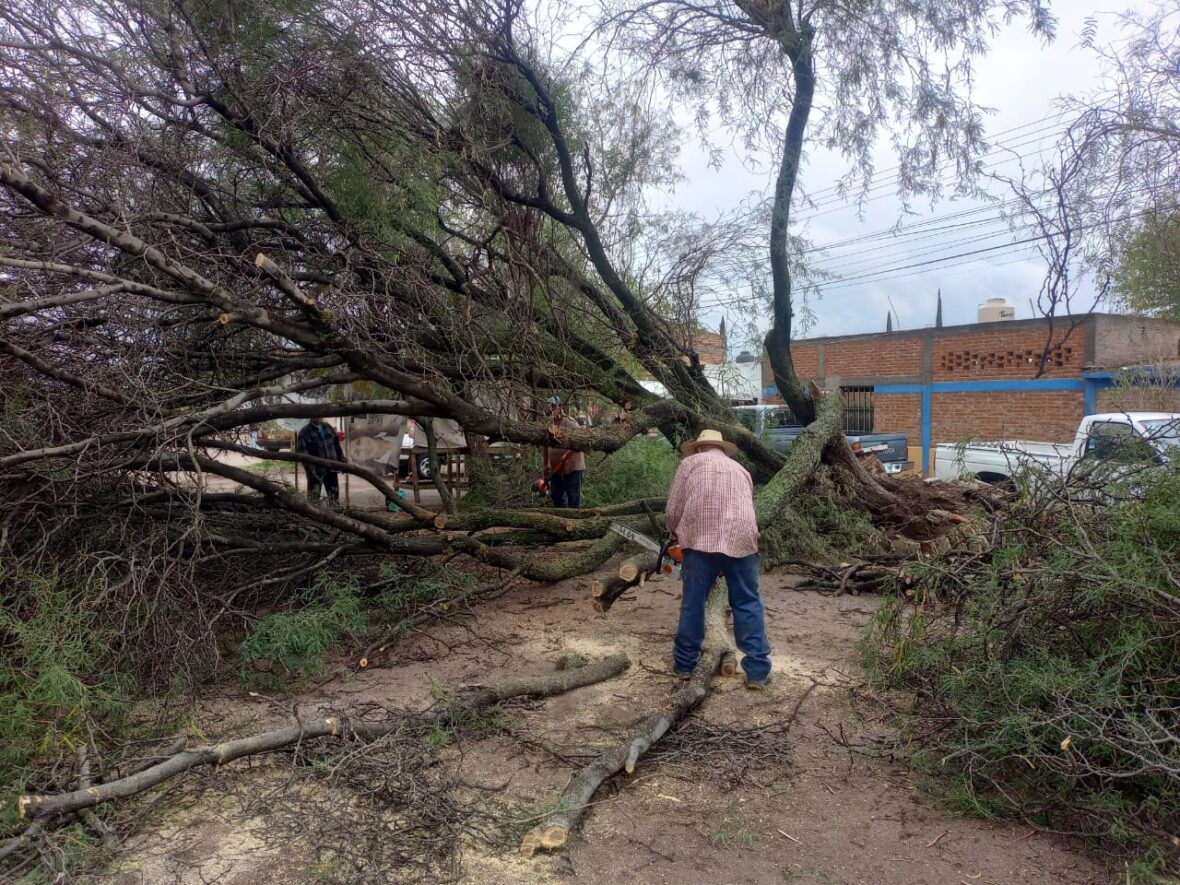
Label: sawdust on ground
xmin=106 ymin=569 xmax=1109 ymax=885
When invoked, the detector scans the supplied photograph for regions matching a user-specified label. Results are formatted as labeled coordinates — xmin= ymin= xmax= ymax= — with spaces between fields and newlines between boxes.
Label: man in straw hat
xmin=665 ymin=429 xmax=772 ymax=689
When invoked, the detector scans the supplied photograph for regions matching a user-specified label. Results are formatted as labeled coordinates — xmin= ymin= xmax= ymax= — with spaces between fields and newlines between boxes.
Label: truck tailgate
xmin=849 ymin=432 xmax=907 ymax=463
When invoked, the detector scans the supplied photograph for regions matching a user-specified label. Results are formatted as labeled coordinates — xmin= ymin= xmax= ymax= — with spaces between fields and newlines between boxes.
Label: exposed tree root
xmin=16 ymin=654 xmax=630 ymax=821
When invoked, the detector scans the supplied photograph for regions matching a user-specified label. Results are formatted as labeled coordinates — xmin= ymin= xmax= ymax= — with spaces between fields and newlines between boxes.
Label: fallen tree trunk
xmin=753 ymin=392 xmax=843 ymax=530
xmin=17 ymin=654 xmax=630 ymax=821
xmin=522 ymin=590 xmax=730 ymax=856
xmin=520 ymin=648 xmax=722 ymax=856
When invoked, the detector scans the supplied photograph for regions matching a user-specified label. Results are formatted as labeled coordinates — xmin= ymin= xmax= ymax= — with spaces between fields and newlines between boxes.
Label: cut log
xmin=520 ymin=648 xmax=721 ymax=856
xmin=719 ymin=650 xmax=738 ymax=677
xmin=18 ymin=654 xmax=630 ymax=821
xmin=617 ymin=556 xmax=645 ymax=583
xmin=591 ymin=551 xmax=661 ymax=613
xmin=523 ymin=589 xmax=731 ymax=857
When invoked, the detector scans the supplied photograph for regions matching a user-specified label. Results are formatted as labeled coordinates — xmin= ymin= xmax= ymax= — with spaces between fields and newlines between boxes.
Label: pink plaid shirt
xmin=665 ymin=448 xmax=760 ymax=558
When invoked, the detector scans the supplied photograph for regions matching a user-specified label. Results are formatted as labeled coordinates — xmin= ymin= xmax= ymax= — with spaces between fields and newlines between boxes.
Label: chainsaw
xmin=532 ymin=448 xmax=576 ymax=496
xmin=607 ymin=522 xmax=683 ymax=578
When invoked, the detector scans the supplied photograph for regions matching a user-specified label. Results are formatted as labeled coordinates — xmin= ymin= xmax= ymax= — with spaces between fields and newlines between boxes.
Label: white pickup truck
xmin=932 ymin=412 xmax=1180 ymax=484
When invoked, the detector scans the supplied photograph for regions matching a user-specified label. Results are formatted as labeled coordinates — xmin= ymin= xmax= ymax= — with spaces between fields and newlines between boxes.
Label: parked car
xmin=731 ymin=404 xmax=913 ymax=475
xmin=342 ymin=415 xmax=465 ymax=481
xmin=932 ymin=412 xmax=1180 ymax=484
xmin=254 ymin=429 xmax=294 ymax=452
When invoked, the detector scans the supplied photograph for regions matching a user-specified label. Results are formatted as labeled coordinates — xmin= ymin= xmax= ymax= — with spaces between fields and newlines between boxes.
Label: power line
xmin=802 ymin=206 xmax=1152 ymax=292
xmin=794 ymin=121 xmax=1069 ymax=220
xmin=807 ymin=217 xmax=1017 ymax=273
xmin=795 ymin=114 xmax=1069 ymax=208
xmin=806 ymin=197 xmax=1029 ymax=253
xmin=693 ymin=205 xmax=1153 ymax=311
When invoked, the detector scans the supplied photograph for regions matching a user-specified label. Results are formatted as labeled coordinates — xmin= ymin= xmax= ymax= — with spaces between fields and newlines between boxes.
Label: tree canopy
xmin=0 ymin=0 xmax=1049 ymax=680
xmin=1114 ymin=209 xmax=1180 ymax=321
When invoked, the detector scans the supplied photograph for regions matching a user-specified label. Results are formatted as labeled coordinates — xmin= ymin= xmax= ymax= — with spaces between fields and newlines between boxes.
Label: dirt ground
xmin=105 ymin=567 xmax=1109 ymax=885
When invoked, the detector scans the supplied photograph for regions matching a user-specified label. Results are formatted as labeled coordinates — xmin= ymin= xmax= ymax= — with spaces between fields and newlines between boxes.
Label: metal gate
xmin=841 ymin=386 xmax=874 ymax=434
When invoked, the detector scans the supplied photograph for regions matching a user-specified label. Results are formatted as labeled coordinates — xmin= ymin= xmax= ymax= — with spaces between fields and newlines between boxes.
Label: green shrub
xmin=0 ymin=562 xmax=129 ymax=831
xmin=581 ymin=435 xmax=678 ymax=508
xmin=240 ymin=573 xmax=366 ymax=691
xmin=862 ymin=466 xmax=1180 ymax=877
xmin=374 ymin=563 xmax=475 ymax=617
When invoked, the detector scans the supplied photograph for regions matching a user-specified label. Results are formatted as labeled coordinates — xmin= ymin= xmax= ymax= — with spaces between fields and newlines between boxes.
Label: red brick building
xmin=690 ymin=328 xmax=727 ymax=365
xmin=763 ymin=314 xmax=1180 ymax=472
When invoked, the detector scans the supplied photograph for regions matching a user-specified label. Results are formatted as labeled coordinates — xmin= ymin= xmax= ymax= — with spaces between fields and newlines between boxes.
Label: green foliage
xmin=862 ymin=467 xmax=1180 ymax=874
xmin=0 ymin=562 xmax=129 ymax=833
xmin=240 ymin=573 xmax=367 ymax=691
xmin=581 ymin=436 xmax=679 ymax=508
xmin=462 ymin=449 xmax=546 ymax=510
xmin=1114 ymin=208 xmax=1180 ymax=321
xmin=760 ymin=470 xmax=886 ymax=566
xmin=463 ymin=435 xmax=678 ymax=511
xmin=375 ymin=563 xmax=475 ymax=617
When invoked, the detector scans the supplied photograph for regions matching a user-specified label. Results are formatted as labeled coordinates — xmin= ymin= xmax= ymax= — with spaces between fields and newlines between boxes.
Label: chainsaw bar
xmin=607 ymin=522 xmax=662 ymax=552
xmin=607 ymin=522 xmax=680 ymax=578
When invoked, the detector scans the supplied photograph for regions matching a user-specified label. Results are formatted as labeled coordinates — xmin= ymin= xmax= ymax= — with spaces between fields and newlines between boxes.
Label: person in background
xmin=296 ymin=417 xmax=346 ymax=505
xmin=544 ymin=396 xmax=586 ymax=508
xmin=665 ymin=429 xmax=772 ymax=689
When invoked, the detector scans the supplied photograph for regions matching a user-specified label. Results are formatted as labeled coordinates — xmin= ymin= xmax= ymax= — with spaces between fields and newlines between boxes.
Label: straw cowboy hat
xmin=680 ymin=429 xmax=738 ymax=457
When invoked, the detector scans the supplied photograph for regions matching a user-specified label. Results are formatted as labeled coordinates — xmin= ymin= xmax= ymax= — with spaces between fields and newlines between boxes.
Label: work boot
xmin=745 ymin=674 xmax=773 ymax=691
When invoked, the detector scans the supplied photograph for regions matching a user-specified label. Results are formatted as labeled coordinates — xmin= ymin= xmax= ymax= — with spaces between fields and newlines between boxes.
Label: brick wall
xmin=762 ymin=344 xmax=821 ymax=395
xmin=874 ymin=393 xmax=922 ymax=442
xmin=826 ymin=335 xmax=923 ymax=379
xmin=931 ymin=391 xmax=1084 ymax=443
xmin=692 ymin=330 xmax=726 ymax=365
xmin=791 ymin=344 xmax=821 ymax=381
xmin=932 ymin=326 xmax=1083 ymax=381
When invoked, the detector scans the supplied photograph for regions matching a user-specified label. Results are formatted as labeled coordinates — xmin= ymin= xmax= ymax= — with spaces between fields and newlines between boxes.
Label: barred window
xmin=841 ymin=386 xmax=874 ymax=434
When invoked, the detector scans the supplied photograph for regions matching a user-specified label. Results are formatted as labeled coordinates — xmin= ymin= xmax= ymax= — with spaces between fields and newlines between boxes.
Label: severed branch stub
xmin=17 ymin=654 xmax=630 ymax=821
xmin=591 ymin=551 xmax=661 ymax=613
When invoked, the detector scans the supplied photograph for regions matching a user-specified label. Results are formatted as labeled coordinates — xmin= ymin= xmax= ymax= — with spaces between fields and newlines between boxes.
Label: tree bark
xmin=761 ymin=23 xmax=818 ymax=424
xmin=18 ymin=654 xmax=631 ymax=821
xmin=753 ymin=391 xmax=843 ymax=529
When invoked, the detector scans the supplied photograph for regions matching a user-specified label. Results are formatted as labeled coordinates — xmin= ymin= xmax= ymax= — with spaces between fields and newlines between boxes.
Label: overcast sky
xmin=657 ymin=0 xmax=1154 ymax=343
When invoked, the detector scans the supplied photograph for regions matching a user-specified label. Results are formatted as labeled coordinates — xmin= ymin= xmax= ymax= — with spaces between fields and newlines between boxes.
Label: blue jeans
xmin=674 ymin=550 xmax=771 ymax=681
xmin=549 ymin=469 xmax=583 ymax=508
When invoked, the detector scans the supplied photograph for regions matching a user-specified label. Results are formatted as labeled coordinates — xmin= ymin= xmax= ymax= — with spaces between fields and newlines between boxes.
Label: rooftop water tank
xmin=978 ymin=297 xmax=1016 ymax=323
